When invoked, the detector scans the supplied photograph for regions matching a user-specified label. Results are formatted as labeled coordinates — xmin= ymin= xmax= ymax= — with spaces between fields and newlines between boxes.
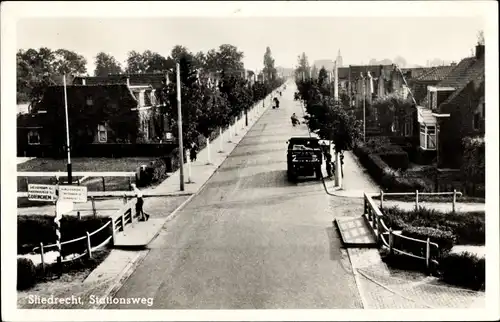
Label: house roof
xmin=420 ymin=55 xmax=485 ymax=108
xmin=415 ymin=65 xmax=455 ymax=82
xmin=348 ymin=65 xmax=393 ymax=80
xmin=73 ymin=73 xmax=168 ymax=89
xmin=34 ymin=84 xmax=138 ymax=112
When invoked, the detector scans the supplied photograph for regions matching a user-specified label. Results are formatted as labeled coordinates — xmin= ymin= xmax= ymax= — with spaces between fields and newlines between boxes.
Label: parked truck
xmin=286 ymin=137 xmax=323 ymax=182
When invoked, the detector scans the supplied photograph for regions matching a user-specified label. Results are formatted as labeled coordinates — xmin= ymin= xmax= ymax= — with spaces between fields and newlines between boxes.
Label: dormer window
xmin=427 ymin=86 xmax=455 ymax=110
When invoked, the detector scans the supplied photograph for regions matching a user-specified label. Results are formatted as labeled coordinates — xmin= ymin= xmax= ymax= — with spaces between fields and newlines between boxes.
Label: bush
xmin=440 ymin=251 xmax=485 ymax=290
xmin=379 ymin=151 xmax=409 ymax=170
xmin=136 ymin=157 xmax=170 ymax=187
xmin=401 ymin=225 xmax=456 ymax=254
xmin=18 ymin=215 xmax=112 ymax=256
xmin=381 ymin=206 xmax=485 ymax=246
xmin=17 ymin=257 xmax=37 ymax=290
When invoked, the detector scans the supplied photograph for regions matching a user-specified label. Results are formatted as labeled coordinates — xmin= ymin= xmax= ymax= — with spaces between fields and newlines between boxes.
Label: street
xmin=107 ymin=83 xmax=363 ymax=309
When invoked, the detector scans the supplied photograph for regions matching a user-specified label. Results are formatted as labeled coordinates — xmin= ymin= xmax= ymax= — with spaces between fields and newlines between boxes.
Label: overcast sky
xmin=15 ymin=7 xmax=486 ymax=73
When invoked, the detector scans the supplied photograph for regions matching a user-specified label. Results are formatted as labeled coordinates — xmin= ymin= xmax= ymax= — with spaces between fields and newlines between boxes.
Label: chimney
xmin=475 ymin=44 xmax=485 ymax=59
xmin=82 ymin=78 xmax=86 ymax=85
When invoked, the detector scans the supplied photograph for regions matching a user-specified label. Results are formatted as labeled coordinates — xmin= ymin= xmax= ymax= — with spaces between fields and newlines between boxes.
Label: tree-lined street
xmin=107 ymin=82 xmax=363 ymax=309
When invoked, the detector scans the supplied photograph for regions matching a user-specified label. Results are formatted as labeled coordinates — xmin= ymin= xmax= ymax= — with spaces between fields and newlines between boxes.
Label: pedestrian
xmin=190 ymin=142 xmax=198 ymax=162
xmin=325 ymin=151 xmax=333 ymax=177
xmin=131 ymin=183 xmax=149 ymax=221
xmin=340 ymin=152 xmax=345 ymax=178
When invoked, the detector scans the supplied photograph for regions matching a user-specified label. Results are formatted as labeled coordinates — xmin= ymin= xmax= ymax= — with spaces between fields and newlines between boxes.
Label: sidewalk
xmin=347 ymin=248 xmax=485 ymax=308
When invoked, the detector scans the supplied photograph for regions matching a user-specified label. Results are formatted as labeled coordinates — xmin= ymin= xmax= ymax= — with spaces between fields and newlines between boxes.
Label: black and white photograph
xmin=1 ymin=1 xmax=498 ymax=321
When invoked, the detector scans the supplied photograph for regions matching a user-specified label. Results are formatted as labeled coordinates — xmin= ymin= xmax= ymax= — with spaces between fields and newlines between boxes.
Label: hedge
xmin=18 ymin=215 xmax=112 ymax=256
xmin=382 ymin=206 xmax=485 ymax=246
xmin=401 ymin=225 xmax=456 ymax=254
xmin=353 ymin=143 xmax=431 ymax=192
xmin=379 ymin=151 xmax=409 ymax=170
xmin=439 ymin=251 xmax=485 ymax=290
xmin=17 ymin=257 xmax=37 ymax=290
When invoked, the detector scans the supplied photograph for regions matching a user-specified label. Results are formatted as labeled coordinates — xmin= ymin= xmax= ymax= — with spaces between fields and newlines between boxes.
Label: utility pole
xmin=63 ymin=73 xmax=72 ymax=184
xmin=176 ymin=64 xmax=185 ymax=191
xmin=363 ymin=74 xmax=366 ymax=142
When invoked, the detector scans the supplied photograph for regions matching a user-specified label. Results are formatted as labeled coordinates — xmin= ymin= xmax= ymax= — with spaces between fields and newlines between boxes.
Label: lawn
xmin=17 ymin=157 xmax=157 ymax=194
xmin=18 ymin=157 xmax=156 ymax=172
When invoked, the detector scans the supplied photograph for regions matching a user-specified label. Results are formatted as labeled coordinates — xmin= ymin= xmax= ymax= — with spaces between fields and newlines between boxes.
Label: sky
xmin=17 ymin=16 xmax=485 ymax=74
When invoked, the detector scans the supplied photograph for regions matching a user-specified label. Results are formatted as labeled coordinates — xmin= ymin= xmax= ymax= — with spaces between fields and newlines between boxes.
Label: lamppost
xmin=362 ymin=74 xmax=366 ymax=142
xmin=62 ymin=73 xmax=72 ymax=184
xmin=176 ymin=63 xmax=185 ymax=191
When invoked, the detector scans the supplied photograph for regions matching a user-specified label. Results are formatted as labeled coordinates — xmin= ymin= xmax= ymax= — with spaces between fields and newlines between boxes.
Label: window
xmin=27 ymin=130 xmax=40 ymax=145
xmin=97 ymin=124 xmax=107 ymax=143
xmin=142 ymin=120 xmax=149 ymax=139
xmin=473 ymin=112 xmax=481 ymax=130
xmin=86 ymin=96 xmax=93 ymax=106
xmin=420 ymin=124 xmax=436 ymax=150
xmin=404 ymin=119 xmax=412 ymax=137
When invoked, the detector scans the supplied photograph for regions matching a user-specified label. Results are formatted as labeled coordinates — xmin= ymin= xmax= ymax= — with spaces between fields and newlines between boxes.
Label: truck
xmin=286 ymin=137 xmax=323 ymax=182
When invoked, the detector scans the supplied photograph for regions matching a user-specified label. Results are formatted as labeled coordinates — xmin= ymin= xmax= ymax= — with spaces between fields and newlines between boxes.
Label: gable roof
xmin=348 ymin=64 xmax=393 ymax=80
xmin=420 ymin=55 xmax=485 ymax=108
xmin=415 ymin=65 xmax=456 ymax=82
xmin=74 ymin=73 xmax=168 ymax=89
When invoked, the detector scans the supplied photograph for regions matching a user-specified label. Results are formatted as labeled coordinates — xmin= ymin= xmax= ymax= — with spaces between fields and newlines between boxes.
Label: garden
xmin=380 ymin=205 xmax=485 ymax=290
xmin=17 ymin=214 xmax=113 ymax=290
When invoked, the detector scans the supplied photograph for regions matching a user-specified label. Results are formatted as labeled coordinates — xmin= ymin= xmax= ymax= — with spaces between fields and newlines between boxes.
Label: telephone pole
xmin=176 ymin=64 xmax=185 ymax=191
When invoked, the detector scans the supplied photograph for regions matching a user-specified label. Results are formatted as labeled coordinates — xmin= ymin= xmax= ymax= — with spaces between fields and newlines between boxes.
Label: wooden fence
xmin=31 ymin=196 xmax=140 ymax=276
xmin=364 ymin=192 xmax=444 ymax=271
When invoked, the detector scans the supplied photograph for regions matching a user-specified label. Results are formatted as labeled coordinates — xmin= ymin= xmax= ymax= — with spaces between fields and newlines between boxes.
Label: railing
xmin=363 ymin=192 xmax=440 ymax=271
xmin=29 ymin=196 xmax=139 ymax=276
xmin=379 ymin=190 xmax=462 ymax=212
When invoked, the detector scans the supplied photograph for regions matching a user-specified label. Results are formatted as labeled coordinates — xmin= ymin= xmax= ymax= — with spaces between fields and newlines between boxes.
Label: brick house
xmin=417 ymin=44 xmax=485 ymax=168
xmin=17 ymin=74 xmax=174 ymax=157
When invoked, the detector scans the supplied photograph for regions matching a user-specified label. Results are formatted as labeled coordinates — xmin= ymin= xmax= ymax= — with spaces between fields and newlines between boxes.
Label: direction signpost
xmin=27 ymin=183 xmax=88 ymax=277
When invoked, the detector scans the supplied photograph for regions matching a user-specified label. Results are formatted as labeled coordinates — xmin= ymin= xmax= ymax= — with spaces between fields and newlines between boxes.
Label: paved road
xmin=107 ymin=83 xmax=363 ymax=309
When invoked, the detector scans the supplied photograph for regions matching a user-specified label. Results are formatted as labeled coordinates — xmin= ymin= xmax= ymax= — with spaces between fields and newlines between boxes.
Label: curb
xmin=99 ymin=97 xmax=272 ymax=305
xmin=94 ymin=249 xmax=149 ymax=309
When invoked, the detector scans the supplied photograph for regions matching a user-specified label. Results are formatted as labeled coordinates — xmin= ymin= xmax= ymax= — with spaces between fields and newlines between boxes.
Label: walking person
xmin=325 ymin=151 xmax=333 ymax=177
xmin=131 ymin=183 xmax=149 ymax=221
xmin=190 ymin=142 xmax=198 ymax=162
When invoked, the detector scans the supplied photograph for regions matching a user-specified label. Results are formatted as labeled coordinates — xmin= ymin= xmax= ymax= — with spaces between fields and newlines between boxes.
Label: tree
xmin=17 ymin=47 xmax=87 ymax=104
xmin=295 ymin=52 xmax=310 ymax=79
xmin=263 ymin=46 xmax=277 ymax=81
xmin=125 ymin=50 xmax=171 ymax=74
xmin=372 ymin=94 xmax=414 ymax=135
xmin=52 ymin=49 xmax=87 ymax=75
xmin=94 ymin=52 xmax=122 ymax=76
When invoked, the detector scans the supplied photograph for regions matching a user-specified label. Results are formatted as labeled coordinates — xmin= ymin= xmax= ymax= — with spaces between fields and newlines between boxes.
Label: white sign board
xmin=58 ymin=186 xmax=88 ymax=203
xmin=28 ymin=184 xmax=57 ymax=202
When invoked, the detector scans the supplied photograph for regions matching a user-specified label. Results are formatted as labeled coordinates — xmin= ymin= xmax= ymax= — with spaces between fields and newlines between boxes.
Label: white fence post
xmin=380 ymin=190 xmax=384 ymax=209
xmin=206 ymin=137 xmax=211 ymax=164
xmin=425 ymin=237 xmax=430 ymax=271
xmin=415 ymin=190 xmax=419 ymax=210
xmin=121 ymin=211 xmax=126 ymax=230
xmin=452 ymin=189 xmax=457 ymax=213
xmin=86 ymin=232 xmax=92 ymax=259
xmin=186 ymin=150 xmax=192 ymax=183
xmin=218 ymin=128 xmax=223 ymax=153
xmin=39 ymin=242 xmax=45 ymax=275
xmin=111 ymin=219 xmax=116 ymax=246
xmin=389 ymin=228 xmax=394 ymax=255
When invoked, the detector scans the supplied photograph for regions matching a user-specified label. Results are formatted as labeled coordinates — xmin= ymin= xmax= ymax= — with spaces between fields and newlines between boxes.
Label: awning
xmin=417 ymin=106 xmax=436 ymax=125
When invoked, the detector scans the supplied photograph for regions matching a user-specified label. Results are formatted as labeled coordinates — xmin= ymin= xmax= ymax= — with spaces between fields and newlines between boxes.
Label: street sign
xmin=58 ymin=185 xmax=88 ymax=203
xmin=28 ymin=184 xmax=57 ymax=202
